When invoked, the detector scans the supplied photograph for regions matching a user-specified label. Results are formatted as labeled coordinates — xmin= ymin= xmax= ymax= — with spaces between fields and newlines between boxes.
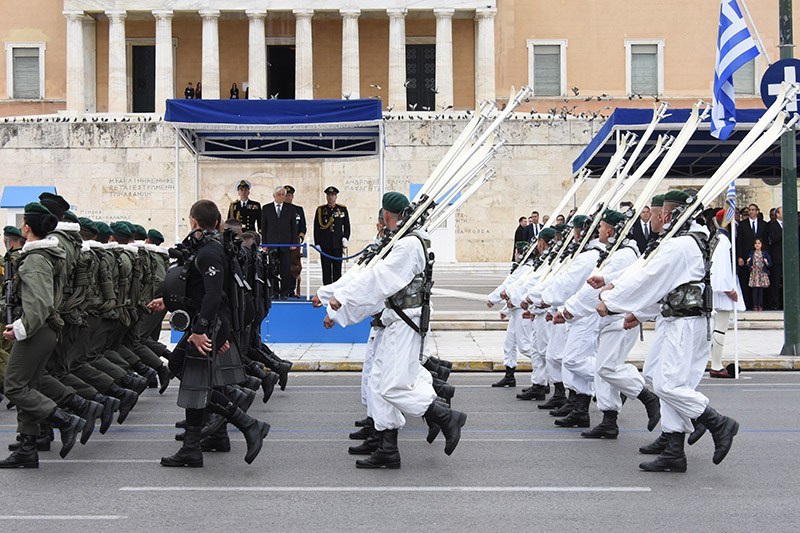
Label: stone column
xmin=340 ymin=9 xmax=361 ymax=99
xmin=64 ymin=11 xmax=86 ymax=113
xmin=106 ymin=10 xmax=127 ymax=113
xmin=199 ymin=10 xmax=221 ymax=99
xmin=294 ymin=9 xmax=314 ymax=100
xmin=83 ymin=16 xmax=97 ymax=113
xmin=387 ymin=8 xmax=407 ymax=111
xmin=434 ymin=8 xmax=455 ymax=110
xmin=474 ymin=8 xmax=496 ymax=103
xmin=153 ymin=10 xmax=174 ymax=115
xmin=247 ymin=10 xmax=267 ymax=99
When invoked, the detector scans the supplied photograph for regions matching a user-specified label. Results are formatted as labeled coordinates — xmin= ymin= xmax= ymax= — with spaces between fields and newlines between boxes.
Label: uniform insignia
xmin=206 ymin=266 xmax=219 ymax=277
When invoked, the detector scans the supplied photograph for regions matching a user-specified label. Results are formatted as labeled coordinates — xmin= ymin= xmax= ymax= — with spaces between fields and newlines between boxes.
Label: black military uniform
xmin=314 ymin=186 xmax=350 ymax=285
xmin=227 ymin=180 xmax=262 ymax=233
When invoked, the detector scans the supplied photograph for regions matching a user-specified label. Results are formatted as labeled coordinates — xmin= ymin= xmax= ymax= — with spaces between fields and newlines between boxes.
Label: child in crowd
xmin=747 ymin=238 xmax=771 ymax=311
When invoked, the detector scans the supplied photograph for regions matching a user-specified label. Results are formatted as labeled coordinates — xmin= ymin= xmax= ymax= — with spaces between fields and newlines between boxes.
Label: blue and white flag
xmin=711 ymin=0 xmax=761 ymax=140
xmin=723 ymin=180 xmax=737 ymax=226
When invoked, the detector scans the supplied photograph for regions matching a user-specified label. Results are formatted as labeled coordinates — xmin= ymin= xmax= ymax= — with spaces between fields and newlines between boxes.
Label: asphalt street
xmin=0 ymin=371 xmax=798 ymax=532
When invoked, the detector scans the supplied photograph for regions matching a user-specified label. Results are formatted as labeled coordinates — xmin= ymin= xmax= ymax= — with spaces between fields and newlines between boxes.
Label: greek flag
xmin=711 ymin=0 xmax=761 ymax=140
xmin=723 ymin=180 xmax=737 ymax=226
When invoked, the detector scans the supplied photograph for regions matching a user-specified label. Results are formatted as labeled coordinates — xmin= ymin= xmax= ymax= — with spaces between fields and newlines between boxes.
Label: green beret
xmin=515 ymin=240 xmax=529 ymax=249
xmin=664 ymin=190 xmax=691 ymax=205
xmin=131 ymin=224 xmax=147 ymax=239
xmin=3 ymin=225 xmax=23 ymax=238
xmin=94 ymin=221 xmax=112 ymax=238
xmin=553 ymin=223 xmax=569 ymax=235
xmin=119 ymin=221 xmax=137 ymax=235
xmin=38 ymin=192 xmax=69 ymax=218
xmin=382 ymin=192 xmax=410 ymax=214
xmin=571 ymin=214 xmax=591 ymax=228
xmin=110 ymin=221 xmax=133 ymax=237
xmin=600 ymin=209 xmax=625 ymax=226
xmin=63 ymin=210 xmax=79 ymax=223
xmin=147 ymin=229 xmax=165 ymax=245
xmin=78 ymin=216 xmax=94 ymax=229
xmin=24 ymin=202 xmax=51 ymax=216
xmin=651 ymin=194 xmax=665 ymax=207
xmin=538 ymin=227 xmax=557 ymax=242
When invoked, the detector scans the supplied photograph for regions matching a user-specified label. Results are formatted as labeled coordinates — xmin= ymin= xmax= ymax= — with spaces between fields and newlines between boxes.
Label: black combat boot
xmin=94 ymin=394 xmax=120 ymax=434
xmin=120 ymin=372 xmax=148 ymax=395
xmin=637 ymin=388 xmax=661 ymax=431
xmin=108 ymin=383 xmax=138 ymax=424
xmin=201 ymin=424 xmax=231 ymax=453
xmin=228 ymin=408 xmax=271 ymax=464
xmin=555 ymin=393 xmax=591 ymax=428
xmin=539 ymin=382 xmax=567 ymax=410
xmin=156 ymin=365 xmax=172 ymax=395
xmin=516 ymin=384 xmax=547 ymax=401
xmin=581 ymin=410 xmax=619 ymax=439
xmin=228 ymin=385 xmax=256 ymax=413
xmin=491 ymin=366 xmax=516 ymax=387
xmin=256 ymin=345 xmax=291 ymax=390
xmin=8 ymin=429 xmax=51 ymax=452
xmin=428 ymin=357 xmax=453 ymax=369
xmin=350 ymin=417 xmax=374 ymax=440
xmin=433 ymin=366 xmax=451 ymax=382
xmin=241 ymin=376 xmax=262 ymax=392
xmin=133 ymin=362 xmax=158 ymax=389
xmin=0 ymin=434 xmax=39 ymax=468
xmin=355 ymin=429 xmax=401 ymax=469
xmin=549 ymin=389 xmax=576 ymax=417
xmin=161 ymin=425 xmax=203 ymax=467
xmin=639 ymin=432 xmax=687 ymax=472
xmin=694 ymin=406 xmax=739 ymax=464
xmin=424 ymin=410 xmax=442 ymax=444
xmin=261 ymin=372 xmax=279 ymax=404
xmin=354 ymin=416 xmax=373 ymax=428
xmin=639 ymin=433 xmax=669 ymax=454
xmin=47 ymin=408 xmax=86 ymax=459
xmin=66 ymin=394 xmax=103 ymax=445
xmin=424 ymin=400 xmax=468 ymax=455
xmin=432 ymin=378 xmax=455 ymax=401
xmin=687 ymin=420 xmax=707 ymax=445
xmin=348 ymin=427 xmax=381 ymax=455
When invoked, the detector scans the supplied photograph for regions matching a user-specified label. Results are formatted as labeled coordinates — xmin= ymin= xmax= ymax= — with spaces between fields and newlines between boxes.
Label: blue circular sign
xmin=760 ymin=58 xmax=800 ymax=112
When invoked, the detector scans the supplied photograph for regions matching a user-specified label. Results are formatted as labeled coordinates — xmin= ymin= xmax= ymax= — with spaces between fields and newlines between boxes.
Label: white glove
xmin=342 ymin=237 xmax=348 ymax=247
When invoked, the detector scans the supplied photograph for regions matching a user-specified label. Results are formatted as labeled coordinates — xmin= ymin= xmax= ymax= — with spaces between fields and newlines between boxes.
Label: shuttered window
xmin=533 ymin=45 xmax=561 ymax=97
xmin=12 ymin=47 xmax=41 ymax=99
xmin=630 ymin=44 xmax=658 ymax=95
xmin=733 ymin=59 xmax=756 ymax=95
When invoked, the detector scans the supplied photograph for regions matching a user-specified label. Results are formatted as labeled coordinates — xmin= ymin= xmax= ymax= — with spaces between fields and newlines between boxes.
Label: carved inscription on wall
xmin=104 ymin=177 xmax=174 ymax=197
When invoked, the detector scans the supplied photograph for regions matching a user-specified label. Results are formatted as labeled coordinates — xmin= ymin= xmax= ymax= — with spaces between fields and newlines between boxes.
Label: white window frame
xmin=527 ymin=39 xmax=567 ymax=97
xmin=4 ymin=41 xmax=46 ymax=99
xmin=625 ymin=39 xmax=664 ymax=96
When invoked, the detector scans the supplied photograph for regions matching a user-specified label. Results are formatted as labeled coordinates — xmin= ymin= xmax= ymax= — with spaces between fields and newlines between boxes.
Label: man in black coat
xmin=767 ymin=206 xmax=784 ymax=310
xmin=523 ymin=211 xmax=542 ymax=242
xmin=261 ymin=186 xmax=298 ymax=298
xmin=284 ymin=185 xmax=306 ymax=297
xmin=737 ymin=203 xmax=767 ymax=309
xmin=628 ymin=205 xmax=654 ymax=254
xmin=512 ymin=216 xmax=528 ymax=260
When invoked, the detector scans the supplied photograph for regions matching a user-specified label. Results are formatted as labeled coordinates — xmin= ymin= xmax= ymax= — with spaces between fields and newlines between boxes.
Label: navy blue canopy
xmin=164 ymin=99 xmax=383 ymax=159
xmin=573 ymin=107 xmax=796 ymax=180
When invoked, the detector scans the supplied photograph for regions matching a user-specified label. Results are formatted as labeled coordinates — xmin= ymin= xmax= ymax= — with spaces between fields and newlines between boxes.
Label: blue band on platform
xmin=261 ymin=242 xmax=367 ymax=261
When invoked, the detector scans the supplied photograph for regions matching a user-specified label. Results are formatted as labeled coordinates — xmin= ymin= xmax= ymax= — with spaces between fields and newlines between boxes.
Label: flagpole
xmin=731 ymin=198 xmax=740 ymax=379
xmin=738 ymin=0 xmax=772 ymax=65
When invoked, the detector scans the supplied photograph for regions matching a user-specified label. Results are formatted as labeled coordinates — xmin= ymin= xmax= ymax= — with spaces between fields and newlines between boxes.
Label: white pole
xmin=739 ymin=0 xmax=772 ymax=66
xmin=174 ymin=130 xmax=180 ymax=243
xmin=304 ymin=243 xmax=310 ymax=300
xmin=379 ymin=121 xmax=386 ymax=198
xmin=731 ymin=196 xmax=740 ymax=379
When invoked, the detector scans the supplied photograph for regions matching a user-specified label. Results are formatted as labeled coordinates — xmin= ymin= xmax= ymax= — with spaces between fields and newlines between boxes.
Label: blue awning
xmin=164 ymin=99 xmax=383 ymax=160
xmin=573 ymin=107 xmax=796 ymax=179
xmin=1 ymin=186 xmax=57 ymax=208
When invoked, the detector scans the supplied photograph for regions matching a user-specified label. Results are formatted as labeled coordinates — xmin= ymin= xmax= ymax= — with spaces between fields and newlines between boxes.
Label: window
xmin=4 ymin=42 xmax=46 ymax=99
xmin=733 ymin=58 xmax=756 ymax=95
xmin=527 ymin=40 xmax=567 ymax=97
xmin=625 ymin=40 xmax=664 ymax=96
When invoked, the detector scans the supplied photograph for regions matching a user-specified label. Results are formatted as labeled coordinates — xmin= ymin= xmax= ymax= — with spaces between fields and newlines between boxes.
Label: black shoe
xmin=355 ymin=429 xmax=401 ymax=469
xmin=348 ymin=431 xmax=380 ymax=455
xmin=549 ymin=389 xmax=576 ymax=417
xmin=175 ymin=419 xmax=187 ymax=429
xmin=516 ymin=384 xmax=546 ymax=401
xmin=639 ymin=433 xmax=669 ymax=455
xmin=157 ymin=365 xmax=172 ymax=395
xmin=428 ymin=357 xmax=452 ymax=369
xmin=639 ymin=432 xmax=687 ymax=472
xmin=229 ymin=408 xmax=270 ymax=464
xmin=424 ymin=400 xmax=467 ymax=456
xmin=491 ymin=366 xmax=516 ymax=388
xmin=555 ymin=394 xmax=591 ymax=428
xmin=8 ymin=429 xmax=51 ymax=452
xmin=47 ymin=408 xmax=86 ymax=459
xmin=695 ymin=406 xmax=739 ymax=464
xmin=433 ymin=366 xmax=451 ymax=382
xmin=229 ymin=386 xmax=256 ymax=413
xmin=94 ymin=394 xmax=120 ymax=434
xmin=433 ymin=378 xmax=455 ymax=400
xmin=121 ymin=372 xmax=148 ymax=395
xmin=539 ymin=382 xmax=567 ymax=410
xmin=175 ymin=431 xmax=185 ymax=442
xmin=201 ymin=428 xmax=232 ymax=453
xmin=350 ymin=426 xmax=372 ymax=440
xmin=581 ymin=410 xmax=619 ymax=439
xmin=241 ymin=376 xmax=262 ymax=392
xmin=688 ymin=420 xmax=707 ymax=446
xmin=637 ymin=388 xmax=661 ymax=432
xmin=354 ymin=416 xmax=373 ymax=428
xmin=66 ymin=395 xmax=102 ymax=445
xmin=161 ymin=425 xmax=203 ymax=467
xmin=0 ymin=434 xmax=39 ymax=468
xmin=424 ymin=413 xmax=441 ymax=444
xmin=261 ymin=372 xmax=279 ymax=404
xmin=108 ymin=384 xmax=138 ymax=424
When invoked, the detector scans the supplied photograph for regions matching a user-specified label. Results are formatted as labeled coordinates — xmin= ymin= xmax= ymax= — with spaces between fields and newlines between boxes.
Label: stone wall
xmin=0 ymin=117 xmax=789 ymax=261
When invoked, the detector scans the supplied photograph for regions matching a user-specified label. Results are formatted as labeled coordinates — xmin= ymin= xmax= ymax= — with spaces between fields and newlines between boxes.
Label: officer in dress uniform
xmin=227 ymin=180 xmax=262 ymax=234
xmin=314 ymin=186 xmax=351 ymax=285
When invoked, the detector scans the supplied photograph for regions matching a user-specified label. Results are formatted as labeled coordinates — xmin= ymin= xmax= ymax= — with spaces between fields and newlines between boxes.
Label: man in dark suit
xmin=284 ymin=185 xmax=306 ymax=297
xmin=512 ymin=216 xmax=528 ymax=260
xmin=261 ymin=185 xmax=298 ymax=298
xmin=523 ymin=210 xmax=542 ymax=242
xmin=767 ymin=206 xmax=784 ymax=310
xmin=628 ymin=205 xmax=653 ymax=254
xmin=737 ymin=203 xmax=767 ymax=309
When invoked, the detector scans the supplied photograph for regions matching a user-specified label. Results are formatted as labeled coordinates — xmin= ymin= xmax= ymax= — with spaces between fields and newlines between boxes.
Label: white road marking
xmin=68 ymin=438 xmax=589 ymax=443
xmin=40 ymin=459 xmax=160 ymax=463
xmin=0 ymin=516 xmax=127 ymax=520
xmin=120 ymin=486 xmax=651 ymax=493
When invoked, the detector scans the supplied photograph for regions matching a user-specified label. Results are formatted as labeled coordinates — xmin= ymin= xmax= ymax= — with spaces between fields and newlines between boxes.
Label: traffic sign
xmin=760 ymin=58 xmax=800 ymax=113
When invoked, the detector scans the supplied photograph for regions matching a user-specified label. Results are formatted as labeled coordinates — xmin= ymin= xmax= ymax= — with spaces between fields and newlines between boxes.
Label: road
xmin=0 ymin=371 xmax=797 ymax=531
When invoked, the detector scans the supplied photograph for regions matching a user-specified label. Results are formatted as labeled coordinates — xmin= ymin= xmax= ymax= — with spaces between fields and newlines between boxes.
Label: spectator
xmin=523 ymin=210 xmax=542 ymax=241
xmin=184 ymin=82 xmax=195 ymax=99
xmin=513 ymin=216 xmax=528 ymax=260
xmin=230 ymin=83 xmax=240 ymax=99
xmin=261 ymin=186 xmax=298 ymax=298
xmin=284 ymin=185 xmax=306 ymax=297
xmin=767 ymin=206 xmax=784 ymax=310
xmin=556 ymin=214 xmax=565 ymax=224
xmin=566 ymin=208 xmax=577 ymax=223
xmin=542 ymin=215 xmax=550 ymax=225
xmin=747 ymin=238 xmax=771 ymax=311
xmin=629 ymin=205 xmax=653 ymax=254
xmin=195 ymin=81 xmax=202 ymax=99
xmin=737 ymin=203 xmax=767 ymax=309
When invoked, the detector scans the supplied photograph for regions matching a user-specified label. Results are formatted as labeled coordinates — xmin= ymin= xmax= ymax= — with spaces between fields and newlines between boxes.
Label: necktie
xmin=644 ymin=222 xmax=650 ymax=239
xmin=277 ymin=204 xmax=282 ymax=218
xmin=752 ymin=220 xmax=756 ymax=233
xmin=534 ymin=225 xmax=539 ymax=238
